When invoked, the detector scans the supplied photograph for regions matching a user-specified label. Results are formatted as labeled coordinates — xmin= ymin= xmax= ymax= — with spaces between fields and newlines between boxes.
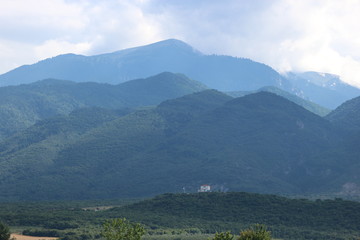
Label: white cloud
xmin=0 ymin=0 xmax=164 ymax=73
xmin=1 ymin=0 xmax=360 ymax=88
xmin=0 ymin=0 xmax=86 ymax=43
xmin=34 ymin=39 xmax=92 ymax=59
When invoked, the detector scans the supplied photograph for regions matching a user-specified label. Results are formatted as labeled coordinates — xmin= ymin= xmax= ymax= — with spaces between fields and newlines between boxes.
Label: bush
xmin=211 ymin=231 xmax=234 ymax=240
xmin=210 ymin=225 xmax=271 ymax=240
xmin=0 ymin=222 xmax=10 ymax=240
xmin=238 ymin=224 xmax=271 ymax=240
xmin=102 ymin=218 xmax=145 ymax=240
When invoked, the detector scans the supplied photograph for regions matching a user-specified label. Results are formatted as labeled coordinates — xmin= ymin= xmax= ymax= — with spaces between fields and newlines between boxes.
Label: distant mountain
xmin=227 ymin=86 xmax=331 ymax=116
xmin=2 ymin=39 xmax=359 ymax=108
xmin=1 ymin=90 xmax=352 ymax=201
xmin=0 ymin=39 xmax=286 ymax=91
xmin=0 ymin=72 xmax=207 ymax=140
xmin=284 ymin=71 xmax=360 ymax=109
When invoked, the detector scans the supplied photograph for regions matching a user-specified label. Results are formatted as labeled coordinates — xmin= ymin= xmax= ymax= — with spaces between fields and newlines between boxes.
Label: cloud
xmin=1 ymin=0 xmax=360 ymax=88
xmin=143 ymin=0 xmax=360 ymax=87
xmin=0 ymin=0 xmax=164 ymax=73
xmin=34 ymin=39 xmax=92 ymax=59
xmin=0 ymin=0 xmax=86 ymax=43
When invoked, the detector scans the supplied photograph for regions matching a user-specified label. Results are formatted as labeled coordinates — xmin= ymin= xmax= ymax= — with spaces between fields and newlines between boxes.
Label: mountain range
xmin=1 ymin=83 xmax=360 ymax=200
xmin=1 ymin=39 xmax=360 ymax=201
xmin=0 ymin=72 xmax=332 ymax=141
xmin=1 ymin=39 xmax=359 ymax=109
xmin=0 ymin=72 xmax=206 ymax=140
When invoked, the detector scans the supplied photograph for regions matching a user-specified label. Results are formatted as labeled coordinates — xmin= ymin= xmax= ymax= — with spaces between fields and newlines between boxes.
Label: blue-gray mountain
xmin=326 ymin=95 xmax=360 ymax=131
xmin=0 ymin=89 xmax=359 ymax=201
xmin=285 ymin=71 xmax=360 ymax=109
xmin=1 ymin=39 xmax=359 ymax=108
xmin=0 ymin=39 xmax=282 ymax=92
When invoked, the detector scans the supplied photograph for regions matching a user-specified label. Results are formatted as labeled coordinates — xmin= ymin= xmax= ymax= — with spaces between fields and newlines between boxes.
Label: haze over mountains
xmin=1 ymin=39 xmax=359 ymax=109
xmin=1 ymin=39 xmax=360 ymax=201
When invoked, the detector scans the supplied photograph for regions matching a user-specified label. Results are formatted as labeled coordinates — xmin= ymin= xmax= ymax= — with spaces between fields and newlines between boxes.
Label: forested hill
xmin=0 ymin=72 xmax=207 ymax=140
xmin=1 ymin=90 xmax=358 ymax=201
xmin=326 ymin=95 xmax=360 ymax=131
xmin=112 ymin=192 xmax=360 ymax=240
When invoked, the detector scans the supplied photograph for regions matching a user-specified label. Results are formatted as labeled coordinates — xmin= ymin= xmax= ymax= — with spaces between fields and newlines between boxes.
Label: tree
xmin=101 ymin=218 xmax=145 ymax=240
xmin=238 ymin=224 xmax=271 ymax=240
xmin=211 ymin=231 xmax=234 ymax=240
xmin=0 ymin=222 xmax=10 ymax=240
xmin=211 ymin=225 xmax=271 ymax=240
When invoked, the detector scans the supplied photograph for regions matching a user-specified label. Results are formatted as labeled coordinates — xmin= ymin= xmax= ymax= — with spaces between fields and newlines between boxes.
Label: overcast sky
xmin=1 ymin=0 xmax=360 ymax=87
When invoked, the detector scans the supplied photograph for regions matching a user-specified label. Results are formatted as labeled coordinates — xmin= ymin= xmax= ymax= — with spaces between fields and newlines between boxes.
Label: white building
xmin=198 ymin=184 xmax=211 ymax=192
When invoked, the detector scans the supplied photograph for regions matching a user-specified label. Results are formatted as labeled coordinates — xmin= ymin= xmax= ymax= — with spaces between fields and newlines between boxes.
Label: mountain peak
xmin=123 ymin=38 xmax=202 ymax=55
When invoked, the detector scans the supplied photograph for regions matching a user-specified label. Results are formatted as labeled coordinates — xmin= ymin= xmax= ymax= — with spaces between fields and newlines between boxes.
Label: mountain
xmin=323 ymin=96 xmax=360 ymax=197
xmin=227 ymin=86 xmax=331 ymax=116
xmin=0 ymin=72 xmax=207 ymax=140
xmin=2 ymin=39 xmax=359 ymax=108
xmin=0 ymin=39 xmax=286 ymax=92
xmin=284 ymin=71 xmax=360 ymax=109
xmin=0 ymin=90 xmax=350 ymax=201
xmin=326 ymin=95 xmax=360 ymax=131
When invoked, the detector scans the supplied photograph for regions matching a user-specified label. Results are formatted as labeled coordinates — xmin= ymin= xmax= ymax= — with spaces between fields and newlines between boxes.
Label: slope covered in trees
xmin=1 ymin=90 xmax=358 ymax=201
xmin=0 ymin=72 xmax=207 ymax=140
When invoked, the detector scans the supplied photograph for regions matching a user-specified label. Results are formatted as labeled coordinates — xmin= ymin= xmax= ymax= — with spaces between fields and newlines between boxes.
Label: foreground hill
xmin=112 ymin=192 xmax=360 ymax=239
xmin=1 ymin=90 xmax=354 ymax=201
xmin=0 ymin=72 xmax=207 ymax=140
xmin=1 ymin=192 xmax=360 ymax=240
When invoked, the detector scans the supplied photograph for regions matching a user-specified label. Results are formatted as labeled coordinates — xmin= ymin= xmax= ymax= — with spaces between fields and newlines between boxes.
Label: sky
xmin=1 ymin=0 xmax=360 ymax=87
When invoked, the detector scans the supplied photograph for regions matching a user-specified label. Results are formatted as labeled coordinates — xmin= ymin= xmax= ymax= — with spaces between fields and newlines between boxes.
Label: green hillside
xmin=0 ymin=72 xmax=207 ymax=140
xmin=326 ymin=95 xmax=360 ymax=131
xmin=227 ymin=86 xmax=331 ymax=116
xmin=0 ymin=90 xmax=353 ymax=201
xmin=112 ymin=192 xmax=360 ymax=239
xmin=1 ymin=192 xmax=360 ymax=240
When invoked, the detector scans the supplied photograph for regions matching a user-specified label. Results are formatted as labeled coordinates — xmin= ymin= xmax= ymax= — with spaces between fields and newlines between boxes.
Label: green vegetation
xmin=1 ymin=192 xmax=360 ymax=240
xmin=238 ymin=224 xmax=271 ymax=240
xmin=0 ymin=90 xmax=359 ymax=201
xmin=0 ymin=72 xmax=207 ymax=140
xmin=326 ymin=95 xmax=360 ymax=131
xmin=227 ymin=86 xmax=331 ymax=116
xmin=211 ymin=225 xmax=272 ymax=240
xmin=102 ymin=218 xmax=144 ymax=240
xmin=0 ymin=222 xmax=10 ymax=240
xmin=211 ymin=232 xmax=234 ymax=240
xmin=111 ymin=192 xmax=360 ymax=239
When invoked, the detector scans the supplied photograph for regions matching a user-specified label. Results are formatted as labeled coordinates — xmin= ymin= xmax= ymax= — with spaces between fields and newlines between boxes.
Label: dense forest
xmin=1 ymin=192 xmax=360 ymax=240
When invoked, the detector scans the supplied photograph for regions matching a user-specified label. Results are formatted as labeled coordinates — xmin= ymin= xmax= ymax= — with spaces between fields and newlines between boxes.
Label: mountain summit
xmin=1 ymin=39 xmax=359 ymax=108
xmin=0 ymin=39 xmax=283 ymax=91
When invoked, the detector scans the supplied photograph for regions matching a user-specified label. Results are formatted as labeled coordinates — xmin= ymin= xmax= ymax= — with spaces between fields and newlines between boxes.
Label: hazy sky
xmin=1 ymin=0 xmax=360 ymax=87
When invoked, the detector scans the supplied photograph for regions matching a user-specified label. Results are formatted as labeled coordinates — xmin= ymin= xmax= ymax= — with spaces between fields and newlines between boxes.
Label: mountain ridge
xmin=1 ymin=39 xmax=359 ymax=108
xmin=0 ymin=72 xmax=207 ymax=140
xmin=0 ymin=90 xmax=354 ymax=201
